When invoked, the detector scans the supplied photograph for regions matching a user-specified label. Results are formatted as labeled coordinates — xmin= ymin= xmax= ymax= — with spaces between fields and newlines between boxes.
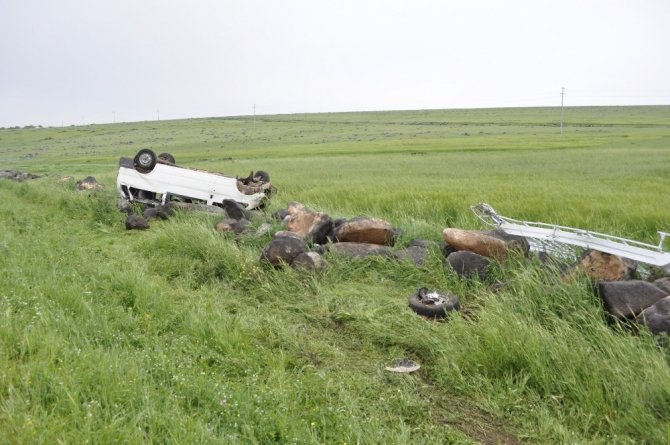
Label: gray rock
xmin=274 ymin=230 xmax=304 ymax=240
xmin=292 ymin=252 xmax=328 ymax=272
xmin=637 ymin=296 xmax=670 ymax=336
xmin=215 ymin=218 xmax=250 ymax=234
xmin=653 ymin=277 xmax=670 ymax=294
xmin=445 ymin=250 xmax=492 ymax=280
xmin=117 ymin=198 xmax=134 ymax=214
xmin=0 ymin=170 xmax=40 ymax=182
xmin=221 ymin=199 xmax=250 ymax=221
xmin=329 ymin=242 xmax=393 ymax=258
xmin=272 ymin=209 xmax=290 ymax=221
xmin=409 ymin=239 xmax=439 ymax=249
xmin=394 ymin=245 xmax=430 ymax=267
xmin=260 ymin=236 xmax=308 ymax=268
xmin=143 ymin=204 xmax=174 ymax=221
xmin=125 ymin=214 xmax=149 ymax=230
xmin=597 ymin=280 xmax=667 ymax=318
xmin=256 ymin=223 xmax=273 ymax=236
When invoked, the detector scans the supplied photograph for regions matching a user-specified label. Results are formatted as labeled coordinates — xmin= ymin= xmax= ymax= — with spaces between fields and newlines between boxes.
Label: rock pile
xmin=0 ymin=170 xmax=41 ymax=182
xmin=439 ymin=226 xmax=670 ymax=336
xmin=263 ymin=202 xmax=430 ymax=269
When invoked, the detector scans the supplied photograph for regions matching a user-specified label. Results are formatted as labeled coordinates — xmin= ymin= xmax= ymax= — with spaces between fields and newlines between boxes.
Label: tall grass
xmin=1 ymin=107 xmax=669 ymax=443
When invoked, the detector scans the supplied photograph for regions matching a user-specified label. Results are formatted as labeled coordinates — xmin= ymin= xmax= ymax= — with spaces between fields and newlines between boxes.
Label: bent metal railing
xmin=471 ymin=203 xmax=670 ymax=270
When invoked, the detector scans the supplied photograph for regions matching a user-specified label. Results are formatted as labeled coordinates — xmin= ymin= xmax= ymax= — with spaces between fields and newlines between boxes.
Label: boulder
xmin=272 ymin=209 xmax=290 ymax=222
xmin=125 ymin=214 xmax=149 ymax=230
xmin=117 ymin=198 xmax=134 ymax=214
xmin=327 ymin=218 xmax=347 ymax=242
xmin=292 ymin=252 xmax=328 ymax=272
xmin=260 ymin=235 xmax=307 ymax=268
xmin=332 ymin=217 xmax=395 ymax=246
xmin=274 ymin=230 xmax=304 ymax=240
xmin=408 ymin=239 xmax=439 ymax=249
xmin=442 ymin=228 xmax=522 ymax=261
xmin=221 ymin=199 xmax=250 ymax=221
xmin=653 ymin=277 xmax=670 ymax=294
xmin=76 ymin=176 xmax=104 ymax=190
xmin=215 ymin=218 xmax=250 ymax=234
xmin=286 ymin=201 xmax=308 ymax=216
xmin=596 ymin=280 xmax=667 ymax=318
xmin=286 ymin=210 xmax=333 ymax=244
xmin=484 ymin=229 xmax=530 ymax=256
xmin=445 ymin=250 xmax=492 ymax=280
xmin=256 ymin=223 xmax=273 ymax=236
xmin=143 ymin=204 xmax=174 ymax=221
xmin=394 ymin=245 xmax=430 ymax=267
xmin=0 ymin=170 xmax=40 ymax=182
xmin=329 ymin=242 xmax=393 ymax=258
xmin=637 ymin=296 xmax=670 ymax=336
xmin=569 ymin=250 xmax=636 ymax=281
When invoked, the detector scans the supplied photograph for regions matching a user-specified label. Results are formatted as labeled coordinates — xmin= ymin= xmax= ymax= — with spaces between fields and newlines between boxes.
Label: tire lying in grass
xmin=158 ymin=152 xmax=176 ymax=164
xmin=408 ymin=287 xmax=461 ymax=319
xmin=134 ymin=149 xmax=157 ymax=173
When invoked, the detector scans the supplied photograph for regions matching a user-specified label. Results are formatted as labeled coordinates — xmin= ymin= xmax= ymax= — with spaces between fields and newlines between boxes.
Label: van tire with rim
xmin=134 ymin=149 xmax=157 ymax=173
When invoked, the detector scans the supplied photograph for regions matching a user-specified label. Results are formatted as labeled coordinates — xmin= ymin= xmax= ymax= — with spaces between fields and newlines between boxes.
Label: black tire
xmin=408 ymin=288 xmax=460 ymax=319
xmin=134 ymin=149 xmax=157 ymax=173
xmin=253 ymin=170 xmax=270 ymax=183
xmin=158 ymin=152 xmax=175 ymax=164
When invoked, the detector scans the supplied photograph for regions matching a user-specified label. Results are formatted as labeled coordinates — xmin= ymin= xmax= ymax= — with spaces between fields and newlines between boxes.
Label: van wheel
xmin=134 ymin=149 xmax=157 ymax=173
xmin=408 ymin=287 xmax=461 ymax=319
xmin=254 ymin=170 xmax=270 ymax=183
xmin=158 ymin=152 xmax=175 ymax=164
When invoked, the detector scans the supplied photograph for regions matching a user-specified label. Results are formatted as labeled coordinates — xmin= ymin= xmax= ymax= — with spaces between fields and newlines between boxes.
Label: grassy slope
xmin=0 ymin=106 xmax=669 ymax=444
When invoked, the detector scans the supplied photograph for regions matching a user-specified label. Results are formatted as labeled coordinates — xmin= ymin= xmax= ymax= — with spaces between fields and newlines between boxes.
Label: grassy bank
xmin=1 ymin=106 xmax=669 ymax=443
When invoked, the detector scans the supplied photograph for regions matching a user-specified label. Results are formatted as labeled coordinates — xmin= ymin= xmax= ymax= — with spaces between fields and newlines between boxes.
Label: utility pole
xmin=157 ymin=109 xmax=160 ymax=121
xmin=560 ymin=87 xmax=565 ymax=135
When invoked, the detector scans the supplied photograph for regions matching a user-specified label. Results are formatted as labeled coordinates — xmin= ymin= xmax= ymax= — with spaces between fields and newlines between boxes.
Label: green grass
xmin=1 ymin=106 xmax=669 ymax=444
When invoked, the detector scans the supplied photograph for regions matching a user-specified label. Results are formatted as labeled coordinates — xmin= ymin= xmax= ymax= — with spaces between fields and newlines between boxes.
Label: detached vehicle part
xmin=408 ymin=287 xmax=461 ymax=319
xmin=117 ymin=149 xmax=273 ymax=210
xmin=472 ymin=203 xmax=670 ymax=272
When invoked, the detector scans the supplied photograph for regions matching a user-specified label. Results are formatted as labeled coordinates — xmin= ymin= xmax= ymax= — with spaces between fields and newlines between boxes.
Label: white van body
xmin=116 ymin=155 xmax=267 ymax=210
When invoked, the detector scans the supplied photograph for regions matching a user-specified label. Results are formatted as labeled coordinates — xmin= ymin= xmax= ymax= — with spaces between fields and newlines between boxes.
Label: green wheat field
xmin=1 ymin=106 xmax=669 ymax=444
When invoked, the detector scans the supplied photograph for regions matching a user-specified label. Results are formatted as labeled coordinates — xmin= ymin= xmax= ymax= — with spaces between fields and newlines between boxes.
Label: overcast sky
xmin=1 ymin=0 xmax=669 ymax=127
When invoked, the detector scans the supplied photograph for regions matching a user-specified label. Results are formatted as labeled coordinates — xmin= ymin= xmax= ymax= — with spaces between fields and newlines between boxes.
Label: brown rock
xmin=286 ymin=202 xmax=308 ymax=216
xmin=286 ymin=210 xmax=333 ymax=244
xmin=442 ymin=228 xmax=513 ymax=261
xmin=597 ymin=280 xmax=667 ymax=318
xmin=329 ymin=242 xmax=393 ymax=258
xmin=569 ymin=250 xmax=636 ymax=281
xmin=333 ymin=217 xmax=395 ymax=245
xmin=76 ymin=176 xmax=104 ymax=190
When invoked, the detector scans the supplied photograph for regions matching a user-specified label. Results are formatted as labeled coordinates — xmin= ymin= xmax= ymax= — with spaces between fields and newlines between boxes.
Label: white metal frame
xmin=471 ymin=203 xmax=670 ymax=269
